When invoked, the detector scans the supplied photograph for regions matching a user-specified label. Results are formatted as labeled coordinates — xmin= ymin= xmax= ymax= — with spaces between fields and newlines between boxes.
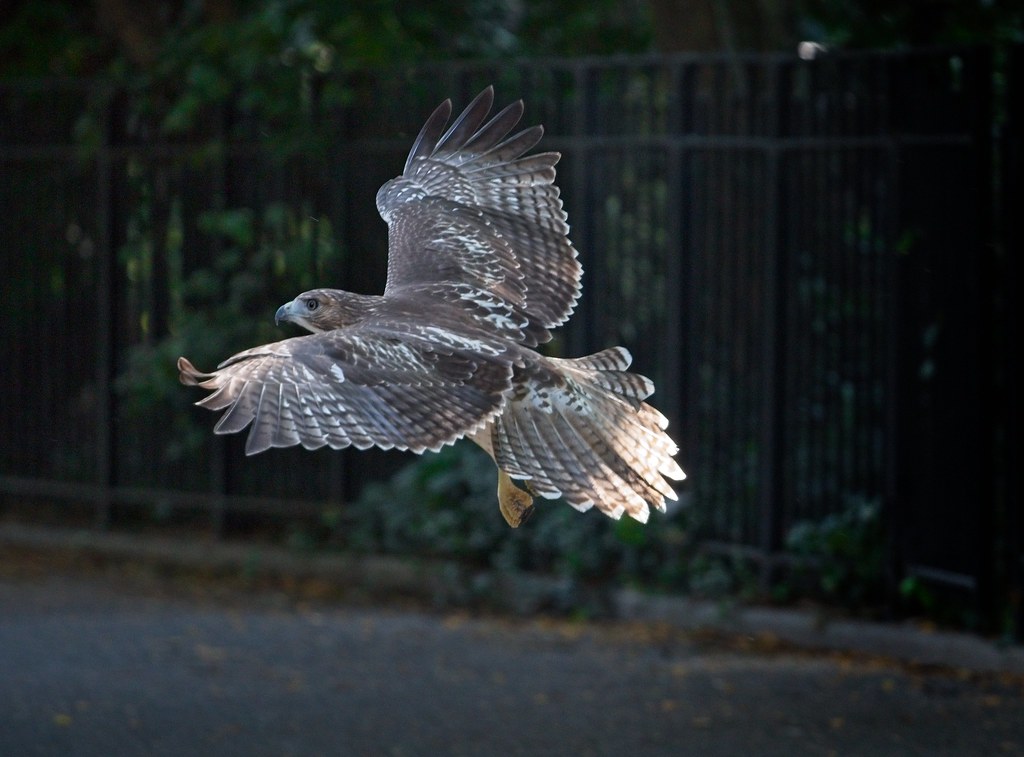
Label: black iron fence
xmin=0 ymin=47 xmax=1019 ymax=623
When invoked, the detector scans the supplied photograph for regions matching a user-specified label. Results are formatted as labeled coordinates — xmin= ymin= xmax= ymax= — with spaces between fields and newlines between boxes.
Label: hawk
xmin=178 ymin=87 xmax=685 ymax=527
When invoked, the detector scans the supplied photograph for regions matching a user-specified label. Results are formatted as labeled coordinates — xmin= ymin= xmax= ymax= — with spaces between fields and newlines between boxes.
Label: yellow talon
xmin=497 ymin=470 xmax=534 ymax=528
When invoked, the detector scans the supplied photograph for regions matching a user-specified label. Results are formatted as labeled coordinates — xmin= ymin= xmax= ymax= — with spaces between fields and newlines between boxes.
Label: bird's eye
xmin=305 ymin=298 xmax=319 ymax=312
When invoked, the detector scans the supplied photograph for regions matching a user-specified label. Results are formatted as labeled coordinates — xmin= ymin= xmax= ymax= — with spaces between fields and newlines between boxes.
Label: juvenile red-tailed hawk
xmin=179 ymin=87 xmax=685 ymax=527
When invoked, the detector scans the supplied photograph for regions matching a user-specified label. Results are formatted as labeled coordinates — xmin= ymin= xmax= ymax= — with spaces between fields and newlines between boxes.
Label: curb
xmin=615 ymin=590 xmax=1024 ymax=675
xmin=2 ymin=521 xmax=1022 ymax=676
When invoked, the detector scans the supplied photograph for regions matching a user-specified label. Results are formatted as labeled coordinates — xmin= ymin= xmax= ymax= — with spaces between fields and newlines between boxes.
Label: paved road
xmin=1 ymin=570 xmax=1022 ymax=756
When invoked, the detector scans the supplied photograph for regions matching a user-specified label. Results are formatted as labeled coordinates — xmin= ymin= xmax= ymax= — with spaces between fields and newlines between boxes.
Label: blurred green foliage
xmin=0 ymin=0 xmax=654 ymax=78
xmin=345 ymin=443 xmax=694 ymax=591
xmin=2 ymin=1 xmax=655 ymax=163
xmin=803 ymin=0 xmax=1023 ymax=47
xmin=340 ymin=446 xmax=893 ymax=616
xmin=116 ymin=199 xmax=340 ymax=462
xmin=784 ymin=497 xmax=885 ymax=609
xmin=3 ymin=0 xmax=1021 ymax=89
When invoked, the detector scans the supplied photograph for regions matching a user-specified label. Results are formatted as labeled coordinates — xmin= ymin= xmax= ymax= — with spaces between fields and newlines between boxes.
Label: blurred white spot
xmin=798 ymin=41 xmax=828 ymax=60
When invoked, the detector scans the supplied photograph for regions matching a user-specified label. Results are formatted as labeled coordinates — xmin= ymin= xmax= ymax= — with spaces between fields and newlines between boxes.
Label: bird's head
xmin=275 ymin=289 xmax=350 ymax=333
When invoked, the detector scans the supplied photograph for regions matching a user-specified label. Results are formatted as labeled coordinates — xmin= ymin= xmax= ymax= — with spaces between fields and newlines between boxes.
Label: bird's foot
xmin=497 ymin=470 xmax=535 ymax=528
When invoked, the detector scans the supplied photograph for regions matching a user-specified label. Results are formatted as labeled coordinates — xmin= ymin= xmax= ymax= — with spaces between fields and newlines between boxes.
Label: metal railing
xmin=0 ymin=48 xmax=1017 ymax=618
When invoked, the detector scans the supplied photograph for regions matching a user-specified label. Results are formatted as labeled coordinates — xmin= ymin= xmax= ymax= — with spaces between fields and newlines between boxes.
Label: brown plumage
xmin=178 ymin=87 xmax=685 ymax=526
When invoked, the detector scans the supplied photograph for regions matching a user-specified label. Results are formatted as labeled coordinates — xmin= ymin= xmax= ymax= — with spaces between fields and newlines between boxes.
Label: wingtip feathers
xmin=177 ymin=356 xmax=203 ymax=386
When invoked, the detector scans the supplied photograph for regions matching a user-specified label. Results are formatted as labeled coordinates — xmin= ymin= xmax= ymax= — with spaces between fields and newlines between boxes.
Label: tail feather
xmin=562 ymin=346 xmax=632 ymax=371
xmin=491 ymin=350 xmax=686 ymax=522
xmin=550 ymin=348 xmax=653 ymax=405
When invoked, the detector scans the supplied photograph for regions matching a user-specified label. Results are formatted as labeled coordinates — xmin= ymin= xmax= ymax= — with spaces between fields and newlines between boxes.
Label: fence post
xmin=209 ymin=101 xmax=231 ymax=538
xmin=94 ymin=88 xmax=119 ymax=530
xmin=886 ymin=47 xmax=1001 ymax=628
xmin=569 ymin=64 xmax=595 ymax=357
xmin=756 ymin=59 xmax=788 ymax=590
xmin=966 ymin=46 xmax=997 ymax=627
xmin=664 ymin=60 xmax=687 ymax=440
xmin=210 ymin=437 xmax=227 ymax=538
xmin=1006 ymin=43 xmax=1024 ymax=641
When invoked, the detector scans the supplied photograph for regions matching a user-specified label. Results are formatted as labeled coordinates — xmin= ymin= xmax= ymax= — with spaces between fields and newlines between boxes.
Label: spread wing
xmin=178 ymin=326 xmax=513 ymax=456
xmin=376 ymin=87 xmax=582 ymax=347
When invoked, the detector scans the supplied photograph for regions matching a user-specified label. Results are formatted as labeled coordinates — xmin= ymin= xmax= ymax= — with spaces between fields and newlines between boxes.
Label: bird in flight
xmin=179 ymin=87 xmax=685 ymax=527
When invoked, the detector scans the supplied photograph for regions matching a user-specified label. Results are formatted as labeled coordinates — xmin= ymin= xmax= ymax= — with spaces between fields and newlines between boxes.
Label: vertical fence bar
xmin=877 ymin=52 xmax=904 ymax=604
xmin=884 ymin=141 xmax=909 ymax=610
xmin=210 ymin=102 xmax=231 ymax=537
xmin=327 ymin=83 xmax=350 ymax=512
xmin=569 ymin=64 xmax=593 ymax=357
xmin=757 ymin=59 xmax=787 ymax=587
xmin=967 ymin=46 xmax=997 ymax=622
xmin=94 ymin=88 xmax=117 ymax=529
xmin=1005 ymin=43 xmax=1024 ymax=639
xmin=675 ymin=62 xmax=701 ymax=491
xmin=663 ymin=60 xmax=685 ymax=438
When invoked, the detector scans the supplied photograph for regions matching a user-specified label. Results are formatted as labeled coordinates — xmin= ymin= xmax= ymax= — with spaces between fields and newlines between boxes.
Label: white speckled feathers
xmin=376 ymin=86 xmax=582 ymax=347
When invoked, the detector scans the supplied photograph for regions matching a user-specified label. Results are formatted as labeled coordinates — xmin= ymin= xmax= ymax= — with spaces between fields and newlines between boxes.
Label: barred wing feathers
xmin=178 ymin=327 xmax=513 ymax=456
xmin=490 ymin=348 xmax=685 ymax=522
xmin=377 ymin=87 xmax=582 ymax=347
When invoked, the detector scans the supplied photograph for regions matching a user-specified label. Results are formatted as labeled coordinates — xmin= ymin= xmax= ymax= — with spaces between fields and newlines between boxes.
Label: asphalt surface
xmin=1 ymin=569 xmax=1023 ymax=756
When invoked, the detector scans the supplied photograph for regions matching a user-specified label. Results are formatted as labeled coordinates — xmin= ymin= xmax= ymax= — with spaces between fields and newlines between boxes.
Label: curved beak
xmin=275 ymin=300 xmax=297 ymax=326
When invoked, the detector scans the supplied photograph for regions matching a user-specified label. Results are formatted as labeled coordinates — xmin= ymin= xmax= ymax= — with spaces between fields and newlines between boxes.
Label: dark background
xmin=0 ymin=1 xmax=1021 ymax=635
